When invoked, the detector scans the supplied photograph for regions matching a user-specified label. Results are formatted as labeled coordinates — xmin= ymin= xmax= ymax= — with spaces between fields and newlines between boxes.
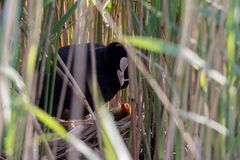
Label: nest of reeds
xmin=49 ymin=106 xmax=131 ymax=159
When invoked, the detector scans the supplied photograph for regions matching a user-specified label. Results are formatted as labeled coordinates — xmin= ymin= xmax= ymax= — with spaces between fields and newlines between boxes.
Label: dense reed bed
xmin=0 ymin=0 xmax=239 ymax=159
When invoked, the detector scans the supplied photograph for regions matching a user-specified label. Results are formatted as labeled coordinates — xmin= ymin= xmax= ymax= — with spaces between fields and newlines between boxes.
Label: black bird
xmin=39 ymin=42 xmax=128 ymax=119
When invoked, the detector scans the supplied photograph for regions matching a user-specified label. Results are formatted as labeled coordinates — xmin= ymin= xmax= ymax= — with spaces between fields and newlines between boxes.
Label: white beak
xmin=117 ymin=70 xmax=125 ymax=86
xmin=117 ymin=57 xmax=128 ymax=86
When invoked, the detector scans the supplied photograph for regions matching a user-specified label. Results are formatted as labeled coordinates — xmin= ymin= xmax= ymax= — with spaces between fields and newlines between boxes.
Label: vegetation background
xmin=0 ymin=0 xmax=239 ymax=159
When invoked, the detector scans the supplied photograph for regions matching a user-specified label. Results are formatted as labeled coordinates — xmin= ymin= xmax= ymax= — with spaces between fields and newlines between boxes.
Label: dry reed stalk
xmin=93 ymin=0 xmax=199 ymax=158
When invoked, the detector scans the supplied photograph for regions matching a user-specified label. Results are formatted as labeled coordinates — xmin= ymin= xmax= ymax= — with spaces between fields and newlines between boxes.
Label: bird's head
xmin=104 ymin=42 xmax=129 ymax=89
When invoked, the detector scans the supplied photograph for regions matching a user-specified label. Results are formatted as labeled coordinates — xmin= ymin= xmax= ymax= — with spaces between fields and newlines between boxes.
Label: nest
xmin=50 ymin=114 xmax=131 ymax=159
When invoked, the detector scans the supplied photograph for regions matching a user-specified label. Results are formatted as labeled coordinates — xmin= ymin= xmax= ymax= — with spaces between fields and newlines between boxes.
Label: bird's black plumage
xmin=39 ymin=42 xmax=128 ymax=119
